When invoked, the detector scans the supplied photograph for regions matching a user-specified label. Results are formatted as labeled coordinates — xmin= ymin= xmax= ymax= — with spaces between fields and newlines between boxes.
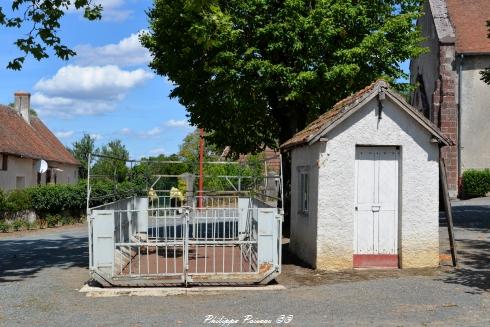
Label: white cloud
xmin=138 ymin=127 xmax=162 ymax=139
xmin=164 ymin=119 xmax=190 ymax=128
xmin=120 ymin=128 xmax=132 ymax=135
xmin=55 ymin=131 xmax=75 ymax=139
xmin=75 ymin=32 xmax=151 ymax=67
xmin=32 ymin=65 xmax=153 ymax=118
xmin=70 ymin=0 xmax=132 ymax=22
xmin=90 ymin=133 xmax=104 ymax=141
xmin=97 ymin=0 xmax=132 ymax=22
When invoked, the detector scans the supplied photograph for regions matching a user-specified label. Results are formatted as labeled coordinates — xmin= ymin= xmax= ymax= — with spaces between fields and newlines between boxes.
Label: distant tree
xmin=92 ymin=140 xmax=129 ymax=182
xmin=70 ymin=133 xmax=97 ymax=179
xmin=481 ymin=20 xmax=490 ymax=85
xmin=178 ymin=129 xmax=220 ymax=166
xmin=0 ymin=0 xmax=102 ymax=70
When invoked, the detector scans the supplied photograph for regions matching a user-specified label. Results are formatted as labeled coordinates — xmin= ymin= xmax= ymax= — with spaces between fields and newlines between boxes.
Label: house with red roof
xmin=410 ymin=0 xmax=490 ymax=198
xmin=0 ymin=92 xmax=80 ymax=191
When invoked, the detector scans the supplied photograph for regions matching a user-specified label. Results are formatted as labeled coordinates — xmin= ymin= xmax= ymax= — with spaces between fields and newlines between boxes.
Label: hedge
xmin=462 ymin=169 xmax=490 ymax=198
xmin=0 ymin=180 xmax=143 ymax=218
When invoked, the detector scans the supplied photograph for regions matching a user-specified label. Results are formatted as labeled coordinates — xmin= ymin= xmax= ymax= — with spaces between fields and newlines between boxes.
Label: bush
xmin=46 ymin=214 xmax=62 ymax=228
xmin=29 ymin=183 xmax=86 ymax=215
xmin=0 ymin=220 xmax=10 ymax=232
xmin=4 ymin=190 xmax=32 ymax=212
xmin=11 ymin=219 xmax=27 ymax=231
xmin=462 ymin=169 xmax=490 ymax=198
xmin=0 ymin=189 xmax=6 ymax=213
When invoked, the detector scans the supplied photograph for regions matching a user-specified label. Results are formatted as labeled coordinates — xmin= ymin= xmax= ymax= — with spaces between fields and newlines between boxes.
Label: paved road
xmin=0 ymin=199 xmax=489 ymax=327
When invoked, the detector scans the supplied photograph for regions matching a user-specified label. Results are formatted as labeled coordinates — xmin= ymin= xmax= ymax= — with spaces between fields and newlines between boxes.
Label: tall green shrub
xmin=462 ymin=169 xmax=490 ymax=198
xmin=4 ymin=190 xmax=32 ymax=212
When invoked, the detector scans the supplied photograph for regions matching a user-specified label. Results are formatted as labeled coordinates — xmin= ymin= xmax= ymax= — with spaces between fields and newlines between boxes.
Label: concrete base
xmin=79 ymin=284 xmax=286 ymax=297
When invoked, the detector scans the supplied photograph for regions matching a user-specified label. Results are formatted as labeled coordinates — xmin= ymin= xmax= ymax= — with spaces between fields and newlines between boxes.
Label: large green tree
xmin=0 ymin=0 xmax=102 ymax=70
xmin=142 ymin=0 xmax=425 ymax=154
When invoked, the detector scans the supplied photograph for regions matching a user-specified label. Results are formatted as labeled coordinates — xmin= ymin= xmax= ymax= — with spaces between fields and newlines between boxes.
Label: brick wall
xmin=433 ymin=44 xmax=459 ymax=197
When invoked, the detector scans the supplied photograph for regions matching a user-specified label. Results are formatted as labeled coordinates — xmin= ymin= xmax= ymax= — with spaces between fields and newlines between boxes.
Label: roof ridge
xmin=281 ymin=80 xmax=451 ymax=149
xmin=0 ymin=105 xmax=79 ymax=165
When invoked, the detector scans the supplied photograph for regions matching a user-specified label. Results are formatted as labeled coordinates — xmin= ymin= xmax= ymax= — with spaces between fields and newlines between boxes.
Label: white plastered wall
xmin=460 ymin=55 xmax=490 ymax=171
xmin=289 ymin=143 xmax=322 ymax=267
xmin=0 ymin=156 xmax=79 ymax=191
xmin=291 ymin=97 xmax=440 ymax=270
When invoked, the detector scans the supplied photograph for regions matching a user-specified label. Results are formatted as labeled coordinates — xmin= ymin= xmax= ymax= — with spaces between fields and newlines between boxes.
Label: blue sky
xmin=0 ymin=1 xmax=410 ymax=159
xmin=0 ymin=0 xmax=193 ymax=159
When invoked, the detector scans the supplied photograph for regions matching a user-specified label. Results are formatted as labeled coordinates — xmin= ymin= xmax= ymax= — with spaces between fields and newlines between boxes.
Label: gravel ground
xmin=0 ymin=199 xmax=489 ymax=327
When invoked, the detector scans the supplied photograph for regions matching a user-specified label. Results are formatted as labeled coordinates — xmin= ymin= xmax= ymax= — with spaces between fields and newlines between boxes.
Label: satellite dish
xmin=35 ymin=160 xmax=48 ymax=174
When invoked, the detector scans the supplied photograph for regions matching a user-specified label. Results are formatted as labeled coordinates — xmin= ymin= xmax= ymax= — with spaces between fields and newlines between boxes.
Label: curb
xmin=79 ymin=284 xmax=286 ymax=297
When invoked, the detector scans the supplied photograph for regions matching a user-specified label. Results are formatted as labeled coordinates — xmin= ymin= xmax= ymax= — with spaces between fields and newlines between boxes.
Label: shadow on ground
xmin=0 ymin=235 xmax=88 ymax=283
xmin=440 ymin=204 xmax=490 ymax=293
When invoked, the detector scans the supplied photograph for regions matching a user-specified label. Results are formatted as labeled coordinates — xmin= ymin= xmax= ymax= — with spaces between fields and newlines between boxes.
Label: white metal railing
xmin=89 ymin=195 xmax=280 ymax=285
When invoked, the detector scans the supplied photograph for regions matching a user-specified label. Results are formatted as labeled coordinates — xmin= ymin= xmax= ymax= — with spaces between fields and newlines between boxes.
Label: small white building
xmin=0 ymin=92 xmax=80 ymax=191
xmin=281 ymin=80 xmax=452 ymax=270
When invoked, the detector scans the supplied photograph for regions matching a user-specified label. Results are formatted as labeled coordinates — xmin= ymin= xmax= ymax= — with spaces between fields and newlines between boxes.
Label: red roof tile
xmin=281 ymin=80 xmax=453 ymax=149
xmin=0 ymin=105 xmax=79 ymax=165
xmin=446 ymin=0 xmax=490 ymax=53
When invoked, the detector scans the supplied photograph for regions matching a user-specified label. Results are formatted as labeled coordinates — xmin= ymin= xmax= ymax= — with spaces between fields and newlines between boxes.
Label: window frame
xmin=0 ymin=154 xmax=8 ymax=171
xmin=297 ymin=166 xmax=310 ymax=215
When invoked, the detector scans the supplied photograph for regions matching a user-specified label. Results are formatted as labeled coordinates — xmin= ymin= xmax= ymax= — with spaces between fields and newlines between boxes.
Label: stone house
xmin=410 ymin=0 xmax=490 ymax=198
xmin=0 ymin=92 xmax=80 ymax=191
xmin=281 ymin=80 xmax=452 ymax=270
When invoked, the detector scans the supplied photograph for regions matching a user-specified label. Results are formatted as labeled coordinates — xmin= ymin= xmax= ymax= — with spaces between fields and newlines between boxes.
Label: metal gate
xmin=89 ymin=195 xmax=281 ymax=286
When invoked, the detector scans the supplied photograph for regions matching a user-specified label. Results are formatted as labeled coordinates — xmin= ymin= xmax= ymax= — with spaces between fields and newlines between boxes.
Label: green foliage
xmin=480 ymin=21 xmax=490 ymax=84
xmin=142 ymin=0 xmax=426 ymax=153
xmin=12 ymin=219 xmax=28 ymax=231
xmin=202 ymin=154 xmax=264 ymax=192
xmin=1 ymin=0 xmax=102 ymax=70
xmin=462 ymin=169 xmax=490 ymax=198
xmin=70 ymin=133 xmax=98 ymax=179
xmin=46 ymin=214 xmax=62 ymax=228
xmin=0 ymin=189 xmax=6 ymax=212
xmin=0 ymin=220 xmax=10 ymax=232
xmin=4 ymin=190 xmax=32 ymax=212
xmin=29 ymin=183 xmax=86 ymax=214
xmin=92 ymin=140 xmax=130 ymax=182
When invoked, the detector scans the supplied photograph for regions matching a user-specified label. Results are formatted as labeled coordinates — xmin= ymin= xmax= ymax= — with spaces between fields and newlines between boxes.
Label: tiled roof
xmin=281 ymin=80 xmax=453 ymax=150
xmin=445 ymin=0 xmax=490 ymax=53
xmin=0 ymin=105 xmax=79 ymax=165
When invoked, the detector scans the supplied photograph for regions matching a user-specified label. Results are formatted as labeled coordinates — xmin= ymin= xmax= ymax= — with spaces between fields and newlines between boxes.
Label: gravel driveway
xmin=0 ymin=199 xmax=489 ymax=327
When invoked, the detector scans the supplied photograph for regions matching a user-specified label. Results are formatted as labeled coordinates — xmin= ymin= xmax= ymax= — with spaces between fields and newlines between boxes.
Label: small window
xmin=298 ymin=167 xmax=309 ymax=214
xmin=0 ymin=154 xmax=7 ymax=171
xmin=16 ymin=176 xmax=25 ymax=189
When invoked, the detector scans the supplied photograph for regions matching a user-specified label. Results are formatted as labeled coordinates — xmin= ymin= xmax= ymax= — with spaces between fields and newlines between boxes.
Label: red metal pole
xmin=198 ymin=128 xmax=204 ymax=208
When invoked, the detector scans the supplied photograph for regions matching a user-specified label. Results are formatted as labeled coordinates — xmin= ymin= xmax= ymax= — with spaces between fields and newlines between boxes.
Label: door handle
xmin=371 ymin=205 xmax=380 ymax=212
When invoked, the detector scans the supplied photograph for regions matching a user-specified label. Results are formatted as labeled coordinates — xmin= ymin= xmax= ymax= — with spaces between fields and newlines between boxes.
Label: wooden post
xmin=440 ymin=158 xmax=457 ymax=267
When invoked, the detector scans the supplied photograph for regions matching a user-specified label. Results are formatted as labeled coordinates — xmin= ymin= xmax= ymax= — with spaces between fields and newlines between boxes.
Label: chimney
xmin=14 ymin=91 xmax=31 ymax=124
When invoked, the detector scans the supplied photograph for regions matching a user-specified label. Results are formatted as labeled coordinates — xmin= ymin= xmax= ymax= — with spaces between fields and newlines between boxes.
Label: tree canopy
xmin=0 ymin=0 xmax=102 ymax=70
xmin=142 ymin=0 xmax=426 ymax=154
xmin=91 ymin=140 xmax=129 ymax=182
xmin=70 ymin=133 xmax=97 ymax=179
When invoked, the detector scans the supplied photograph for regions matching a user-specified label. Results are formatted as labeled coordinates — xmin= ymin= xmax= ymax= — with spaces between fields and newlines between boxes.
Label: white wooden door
xmin=354 ymin=147 xmax=399 ymax=255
